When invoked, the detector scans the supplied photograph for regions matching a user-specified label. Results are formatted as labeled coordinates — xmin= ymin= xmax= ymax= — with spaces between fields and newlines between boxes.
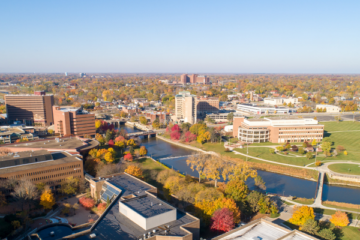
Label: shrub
xmin=97 ymin=203 xmax=107 ymax=212
xmin=343 ymin=151 xmax=348 ymax=155
xmin=315 ymin=161 xmax=322 ymax=166
xmin=298 ymin=147 xmax=305 ymax=154
xmin=224 ymin=148 xmax=231 ymax=152
xmin=124 ymin=153 xmax=133 ymax=161
xmin=269 ymin=149 xmax=275 ymax=154
xmin=79 ymin=197 xmax=95 ymax=209
xmin=336 ymin=145 xmax=345 ymax=152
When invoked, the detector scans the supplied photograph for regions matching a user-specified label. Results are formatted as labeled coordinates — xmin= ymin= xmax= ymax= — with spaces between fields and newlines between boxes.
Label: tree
xmin=224 ymin=180 xmax=249 ymax=203
xmin=204 ymin=156 xmax=231 ymax=187
xmin=211 ymin=208 xmax=235 ymax=232
xmin=321 ymin=142 xmax=332 ymax=155
xmin=306 ymin=152 xmax=313 ymax=160
xmin=61 ymin=176 xmax=79 ymax=195
xmin=96 ymin=163 xmax=122 ymax=177
xmin=105 ymin=130 xmax=114 ymax=143
xmin=247 ymin=191 xmax=263 ymax=212
xmin=176 ymin=182 xmax=205 ymax=207
xmin=311 ymin=139 xmax=317 ymax=146
xmin=114 ymin=140 xmax=125 ymax=148
xmin=40 ymin=187 xmax=56 ymax=210
xmin=156 ymin=169 xmax=178 ymax=184
xmin=139 ymin=116 xmax=147 ymax=125
xmin=301 ymin=219 xmax=319 ymax=235
xmin=330 ymin=211 xmax=349 ymax=227
xmin=298 ymin=147 xmax=305 ymax=154
xmin=318 ymin=228 xmax=336 ymax=240
xmin=108 ymin=139 xmax=114 ymax=147
xmin=104 ymin=152 xmax=115 ymax=163
xmin=269 ymin=148 xmax=275 ymax=154
xmin=125 ymin=165 xmax=143 ymax=178
xmin=276 ymin=146 xmax=284 ymax=151
xmin=95 ymin=133 xmax=105 ymax=146
xmin=79 ymin=197 xmax=95 ymax=209
xmin=123 ymin=153 xmax=133 ymax=161
xmin=89 ymin=149 xmax=98 ymax=158
xmin=344 ymin=150 xmax=348 ymax=155
xmin=254 ymin=175 xmax=266 ymax=190
xmin=0 ymin=191 xmax=6 ymax=206
xmin=36 ymin=182 xmax=46 ymax=192
xmin=164 ymin=176 xmax=186 ymax=195
xmin=127 ymin=139 xmax=136 ymax=147
xmin=195 ymin=188 xmax=224 ymax=203
xmin=186 ymin=154 xmax=208 ymax=183
xmin=129 ymin=146 xmax=134 ymax=155
xmin=227 ymin=112 xmax=234 ymax=122
xmin=139 ymin=146 xmax=147 ymax=156
xmin=12 ymin=179 xmax=39 ymax=211
xmin=228 ymin=162 xmax=257 ymax=182
xmin=289 ymin=206 xmax=315 ymax=228
xmin=152 ymin=119 xmax=160 ymax=129
xmin=336 ymin=145 xmax=345 ymax=152
xmin=95 ymin=120 xmax=102 ymax=129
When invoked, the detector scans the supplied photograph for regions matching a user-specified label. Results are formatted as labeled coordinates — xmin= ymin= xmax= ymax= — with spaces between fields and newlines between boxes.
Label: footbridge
xmin=127 ymin=130 xmax=156 ymax=138
xmin=311 ymin=171 xmax=325 ymax=207
xmin=159 ymin=154 xmax=202 ymax=161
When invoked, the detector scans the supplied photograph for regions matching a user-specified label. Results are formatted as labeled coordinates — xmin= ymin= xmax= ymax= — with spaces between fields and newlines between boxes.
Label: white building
xmin=264 ymin=97 xmax=298 ymax=106
xmin=315 ymin=104 xmax=340 ymax=113
xmin=237 ymin=104 xmax=290 ymax=114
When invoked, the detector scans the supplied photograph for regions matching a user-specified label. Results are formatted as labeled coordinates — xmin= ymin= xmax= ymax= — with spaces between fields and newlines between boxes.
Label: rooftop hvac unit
xmin=89 ymin=233 xmax=96 ymax=238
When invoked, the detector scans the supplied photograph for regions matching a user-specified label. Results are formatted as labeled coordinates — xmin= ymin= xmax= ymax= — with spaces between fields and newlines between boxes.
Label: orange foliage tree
xmin=124 ymin=165 xmax=143 ymax=178
xmin=330 ymin=211 xmax=349 ymax=227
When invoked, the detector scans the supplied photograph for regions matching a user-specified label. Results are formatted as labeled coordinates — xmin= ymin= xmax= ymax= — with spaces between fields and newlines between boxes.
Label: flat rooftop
xmin=0 ymin=151 xmax=81 ymax=175
xmin=0 ymin=137 xmax=98 ymax=151
xmin=122 ymin=194 xmax=175 ymax=218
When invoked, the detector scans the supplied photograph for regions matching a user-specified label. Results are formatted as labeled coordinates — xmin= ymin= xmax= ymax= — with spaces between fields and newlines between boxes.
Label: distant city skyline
xmin=0 ymin=0 xmax=359 ymax=73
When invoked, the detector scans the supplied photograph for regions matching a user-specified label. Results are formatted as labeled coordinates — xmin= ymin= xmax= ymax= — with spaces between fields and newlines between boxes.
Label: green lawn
xmin=292 ymin=198 xmax=314 ymax=205
xmin=328 ymin=163 xmax=360 ymax=175
xmin=235 ymin=147 xmax=314 ymax=166
xmin=314 ymin=208 xmax=360 ymax=220
xmin=134 ymin=158 xmax=168 ymax=172
xmin=322 ymin=121 xmax=360 ymax=132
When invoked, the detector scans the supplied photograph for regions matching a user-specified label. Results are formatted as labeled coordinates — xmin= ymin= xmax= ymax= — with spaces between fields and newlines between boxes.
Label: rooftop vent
xmin=89 ymin=233 xmax=96 ymax=238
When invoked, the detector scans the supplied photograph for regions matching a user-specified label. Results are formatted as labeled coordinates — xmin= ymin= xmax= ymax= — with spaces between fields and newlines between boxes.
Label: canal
xmin=119 ymin=126 xmax=360 ymax=204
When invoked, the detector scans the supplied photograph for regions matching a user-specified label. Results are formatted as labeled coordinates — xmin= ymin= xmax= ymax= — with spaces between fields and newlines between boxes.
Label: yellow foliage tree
xmin=139 ymin=146 xmax=147 ymax=156
xmin=330 ymin=211 xmax=349 ymax=227
xmin=228 ymin=162 xmax=257 ymax=182
xmin=289 ymin=206 xmax=315 ymax=228
xmin=40 ymin=188 xmax=56 ymax=210
xmin=127 ymin=139 xmax=136 ymax=147
xmin=195 ymin=197 xmax=240 ymax=224
xmin=125 ymin=165 xmax=143 ymax=178
xmin=114 ymin=140 xmax=125 ymax=148
xmin=104 ymin=152 xmax=115 ymax=163
xmin=95 ymin=120 xmax=102 ymax=129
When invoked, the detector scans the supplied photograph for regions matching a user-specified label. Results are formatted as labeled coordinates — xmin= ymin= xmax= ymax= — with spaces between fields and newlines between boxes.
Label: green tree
xmin=301 ymin=219 xmax=319 ymax=235
xmin=224 ymin=180 xmax=249 ymax=203
xmin=318 ymin=228 xmax=335 ymax=240
xmin=298 ymin=147 xmax=305 ymax=154
xmin=269 ymin=148 xmax=275 ymax=154
xmin=321 ymin=142 xmax=332 ymax=155
xmin=227 ymin=112 xmax=234 ymax=122
xmin=306 ymin=152 xmax=313 ymax=160
xmin=139 ymin=116 xmax=147 ymax=125
xmin=152 ymin=119 xmax=160 ymax=129
xmin=61 ymin=177 xmax=79 ymax=195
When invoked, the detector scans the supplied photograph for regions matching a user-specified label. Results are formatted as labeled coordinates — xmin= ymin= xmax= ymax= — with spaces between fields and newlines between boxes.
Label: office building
xmin=79 ymin=73 xmax=86 ymax=77
xmin=65 ymin=72 xmax=68 ymax=76
xmin=53 ymin=106 xmax=96 ymax=137
xmin=31 ymin=173 xmax=200 ymax=240
xmin=315 ymin=104 xmax=341 ymax=113
xmin=264 ymin=97 xmax=299 ymax=106
xmin=212 ymin=218 xmax=317 ymax=240
xmin=233 ymin=117 xmax=324 ymax=143
xmin=0 ymin=150 xmax=83 ymax=194
xmin=0 ymin=125 xmax=38 ymax=143
xmin=175 ymin=91 xmax=219 ymax=124
xmin=0 ymin=136 xmax=99 ymax=155
xmin=144 ymin=111 xmax=167 ymax=124
xmin=5 ymin=91 xmax=54 ymax=126
xmin=237 ymin=103 xmax=290 ymax=115
xmin=180 ymin=74 xmax=210 ymax=85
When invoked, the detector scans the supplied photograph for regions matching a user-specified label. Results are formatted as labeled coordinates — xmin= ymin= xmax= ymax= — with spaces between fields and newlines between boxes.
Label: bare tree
xmin=12 ymin=178 xmax=39 ymax=211
xmin=96 ymin=163 xmax=124 ymax=177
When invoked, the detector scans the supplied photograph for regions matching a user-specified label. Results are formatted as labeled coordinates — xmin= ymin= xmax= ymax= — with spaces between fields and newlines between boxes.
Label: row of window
xmin=12 ymin=164 xmax=81 ymax=179
xmin=26 ymin=170 xmax=82 ymax=182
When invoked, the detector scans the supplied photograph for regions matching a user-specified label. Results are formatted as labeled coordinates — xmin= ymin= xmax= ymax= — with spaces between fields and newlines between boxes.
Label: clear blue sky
xmin=1 ymin=0 xmax=359 ymax=73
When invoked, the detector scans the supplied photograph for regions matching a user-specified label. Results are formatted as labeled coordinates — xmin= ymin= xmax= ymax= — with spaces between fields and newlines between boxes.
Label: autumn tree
xmin=224 ymin=180 xmax=249 ymax=203
xmin=301 ymin=219 xmax=319 ymax=235
xmin=104 ymin=152 xmax=115 ymax=163
xmin=125 ymin=165 xmax=143 ymax=178
xmin=330 ymin=211 xmax=349 ymax=227
xmin=127 ymin=139 xmax=136 ymax=147
xmin=61 ymin=176 xmax=79 ymax=195
xmin=210 ymin=208 xmax=235 ymax=232
xmin=289 ymin=206 xmax=315 ymax=228
xmin=156 ymin=169 xmax=178 ymax=184
xmin=95 ymin=120 xmax=102 ymax=130
xmin=139 ymin=146 xmax=147 ymax=156
xmin=204 ymin=156 xmax=231 ymax=187
xmin=139 ymin=116 xmax=147 ymax=125
xmin=228 ymin=162 xmax=257 ymax=182
xmin=306 ymin=152 xmax=313 ymax=160
xmin=124 ymin=153 xmax=133 ymax=161
xmin=186 ymin=154 xmax=208 ymax=183
xmin=40 ymin=187 xmax=56 ymax=210
xmin=195 ymin=188 xmax=224 ymax=203
xmin=12 ymin=179 xmax=39 ymax=211
xmin=152 ymin=119 xmax=160 ymax=129
xmin=79 ymin=197 xmax=95 ymax=209
xmin=164 ymin=176 xmax=186 ymax=195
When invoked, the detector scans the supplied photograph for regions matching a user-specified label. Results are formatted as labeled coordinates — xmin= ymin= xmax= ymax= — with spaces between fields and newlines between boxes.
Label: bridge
xmin=127 ymin=131 xmax=156 ymax=138
xmin=159 ymin=154 xmax=202 ymax=161
xmin=103 ymin=119 xmax=127 ymax=127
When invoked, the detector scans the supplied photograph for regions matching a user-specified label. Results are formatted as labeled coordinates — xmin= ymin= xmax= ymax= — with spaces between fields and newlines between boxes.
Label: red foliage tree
xmin=170 ymin=130 xmax=181 ymax=140
xmin=171 ymin=124 xmax=180 ymax=132
xmin=115 ymin=136 xmax=125 ymax=142
xmin=108 ymin=139 xmax=114 ymax=147
xmin=124 ymin=153 xmax=133 ymax=161
xmin=184 ymin=131 xmax=197 ymax=142
xmin=97 ymin=203 xmax=107 ymax=212
xmin=79 ymin=197 xmax=95 ymax=209
xmin=210 ymin=208 xmax=235 ymax=233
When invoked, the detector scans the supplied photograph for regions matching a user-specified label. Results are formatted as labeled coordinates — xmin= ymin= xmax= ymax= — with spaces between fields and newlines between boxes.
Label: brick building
xmin=53 ymin=106 xmax=95 ymax=137
xmin=175 ymin=91 xmax=219 ymax=124
xmin=5 ymin=91 xmax=54 ymax=126
xmin=233 ymin=117 xmax=324 ymax=143
xmin=180 ymin=74 xmax=210 ymax=85
xmin=144 ymin=111 xmax=167 ymax=124
xmin=0 ymin=150 xmax=83 ymax=194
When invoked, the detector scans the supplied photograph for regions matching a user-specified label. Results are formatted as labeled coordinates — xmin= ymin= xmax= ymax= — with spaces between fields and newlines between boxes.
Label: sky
xmin=0 ymin=0 xmax=359 ymax=73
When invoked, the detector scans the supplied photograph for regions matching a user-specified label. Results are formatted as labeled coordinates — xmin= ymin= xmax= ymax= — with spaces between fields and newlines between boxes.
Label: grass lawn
xmin=292 ymin=198 xmax=314 ymax=205
xmin=235 ymin=147 xmax=314 ymax=166
xmin=283 ymin=200 xmax=294 ymax=205
xmin=134 ymin=158 xmax=168 ymax=172
xmin=248 ymin=142 xmax=281 ymax=146
xmin=328 ymin=163 xmax=360 ymax=175
xmin=322 ymin=121 xmax=360 ymax=132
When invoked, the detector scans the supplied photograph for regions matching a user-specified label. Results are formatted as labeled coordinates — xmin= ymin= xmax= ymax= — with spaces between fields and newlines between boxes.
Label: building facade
xmin=180 ymin=74 xmax=210 ymax=85
xmin=53 ymin=106 xmax=95 ymax=137
xmin=233 ymin=117 xmax=324 ymax=143
xmin=0 ymin=150 xmax=83 ymax=194
xmin=315 ymin=104 xmax=341 ymax=113
xmin=264 ymin=97 xmax=299 ymax=106
xmin=175 ymin=91 xmax=219 ymax=124
xmin=5 ymin=91 xmax=54 ymax=126
xmin=237 ymin=103 xmax=290 ymax=114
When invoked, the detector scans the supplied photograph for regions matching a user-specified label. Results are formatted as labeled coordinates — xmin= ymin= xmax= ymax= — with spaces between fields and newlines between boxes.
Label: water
xmin=118 ymin=125 xmax=360 ymax=204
